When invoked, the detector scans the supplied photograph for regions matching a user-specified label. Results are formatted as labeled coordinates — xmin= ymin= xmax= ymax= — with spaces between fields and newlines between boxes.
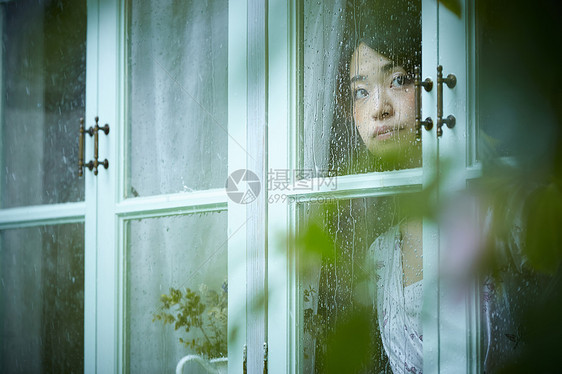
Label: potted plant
xmin=153 ymin=281 xmax=228 ymax=373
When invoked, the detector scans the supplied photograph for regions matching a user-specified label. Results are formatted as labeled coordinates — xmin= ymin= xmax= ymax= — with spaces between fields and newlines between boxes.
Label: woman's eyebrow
xmin=350 ymin=74 xmax=367 ymax=83
xmin=350 ymin=63 xmax=396 ymax=84
xmin=381 ymin=62 xmax=395 ymax=73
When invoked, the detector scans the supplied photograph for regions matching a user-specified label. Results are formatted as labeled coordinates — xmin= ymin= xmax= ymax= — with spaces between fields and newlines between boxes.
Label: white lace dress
xmin=368 ymin=225 xmax=423 ymax=374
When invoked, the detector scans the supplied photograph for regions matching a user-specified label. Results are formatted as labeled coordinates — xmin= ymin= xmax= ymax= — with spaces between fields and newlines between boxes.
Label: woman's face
xmin=349 ymin=43 xmax=420 ymax=169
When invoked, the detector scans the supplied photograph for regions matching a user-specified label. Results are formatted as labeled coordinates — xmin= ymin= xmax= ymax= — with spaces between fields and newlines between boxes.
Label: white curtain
xmin=303 ymin=0 xmax=347 ymax=175
xmin=128 ymin=0 xmax=228 ymax=197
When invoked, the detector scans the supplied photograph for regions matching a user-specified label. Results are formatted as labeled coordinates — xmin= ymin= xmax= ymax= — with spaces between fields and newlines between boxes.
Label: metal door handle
xmin=79 ymin=117 xmax=94 ymax=176
xmin=414 ymin=66 xmax=433 ymax=139
xmin=92 ymin=116 xmax=110 ymax=175
xmin=78 ymin=116 xmax=109 ymax=176
xmin=436 ymin=65 xmax=456 ymax=137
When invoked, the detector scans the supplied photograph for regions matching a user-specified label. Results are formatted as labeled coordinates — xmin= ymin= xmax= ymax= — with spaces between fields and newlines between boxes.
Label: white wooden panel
xmin=0 ymin=202 xmax=85 ymax=229
xmin=115 ymin=190 xmax=227 ymax=217
xmin=421 ymin=0 xmax=440 ymax=373
xmin=267 ymin=0 xmax=292 ymax=372
xmin=438 ymin=0 xmax=473 ymax=372
xmin=96 ymin=0 xmax=120 ymax=372
xmin=228 ymin=0 xmax=249 ymax=373
xmin=84 ymin=1 xmax=100 ymax=373
xmin=247 ymin=0 xmax=268 ymax=372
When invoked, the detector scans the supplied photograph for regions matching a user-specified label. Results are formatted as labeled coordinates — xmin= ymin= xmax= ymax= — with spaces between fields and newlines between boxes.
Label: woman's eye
xmin=354 ymin=88 xmax=369 ymax=100
xmin=391 ymin=74 xmax=412 ymax=88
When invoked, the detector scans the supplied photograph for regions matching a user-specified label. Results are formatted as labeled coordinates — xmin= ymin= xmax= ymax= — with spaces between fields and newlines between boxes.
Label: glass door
xmin=0 ymin=0 xmax=90 ymax=372
xmin=91 ymin=0 xmax=243 ymax=373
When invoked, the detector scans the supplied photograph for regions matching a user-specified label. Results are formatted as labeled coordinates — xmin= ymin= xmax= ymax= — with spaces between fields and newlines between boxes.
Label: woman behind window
xmin=313 ymin=1 xmax=424 ymax=373
xmin=329 ymin=0 xmax=421 ymax=175
xmin=344 ymin=2 xmax=425 ymax=372
xmin=315 ymin=2 xmax=549 ymax=373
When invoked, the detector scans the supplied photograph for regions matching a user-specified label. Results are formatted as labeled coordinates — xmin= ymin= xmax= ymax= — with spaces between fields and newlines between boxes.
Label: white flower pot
xmin=176 ymin=355 xmax=228 ymax=374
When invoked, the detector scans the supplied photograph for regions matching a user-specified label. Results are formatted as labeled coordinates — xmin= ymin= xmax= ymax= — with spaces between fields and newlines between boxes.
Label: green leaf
xmin=524 ymin=182 xmax=562 ymax=274
xmin=322 ymin=308 xmax=374 ymax=374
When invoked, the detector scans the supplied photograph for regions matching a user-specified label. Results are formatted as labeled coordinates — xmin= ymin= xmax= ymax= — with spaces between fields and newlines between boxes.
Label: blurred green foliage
xmin=474 ymin=0 xmax=562 ymax=368
xmin=524 ymin=182 xmax=562 ymax=273
xmin=293 ymin=197 xmax=392 ymax=373
xmin=322 ymin=308 xmax=374 ymax=374
xmin=296 ymin=221 xmax=337 ymax=263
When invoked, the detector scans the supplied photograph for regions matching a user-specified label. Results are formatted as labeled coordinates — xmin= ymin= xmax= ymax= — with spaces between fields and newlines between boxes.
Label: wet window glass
xmin=473 ymin=1 xmax=561 ymax=371
xmin=1 ymin=0 xmax=86 ymax=208
xmin=125 ymin=0 xmax=228 ymax=198
xmin=0 ymin=223 xmax=84 ymax=372
xmin=474 ymin=0 xmax=559 ymax=162
xmin=125 ymin=212 xmax=227 ymax=373
xmin=297 ymin=196 xmax=423 ymax=373
xmin=298 ymin=0 xmax=424 ymax=372
xmin=301 ymin=0 xmax=421 ymax=177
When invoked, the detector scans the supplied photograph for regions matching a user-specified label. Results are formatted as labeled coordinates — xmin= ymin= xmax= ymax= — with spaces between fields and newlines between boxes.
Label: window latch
xmin=241 ymin=344 xmax=246 ymax=374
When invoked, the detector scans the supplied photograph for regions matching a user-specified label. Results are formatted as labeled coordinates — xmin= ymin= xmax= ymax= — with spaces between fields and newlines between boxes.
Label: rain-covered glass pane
xmin=301 ymin=0 xmax=422 ymax=177
xmin=447 ymin=180 xmax=556 ymax=372
xmin=474 ymin=0 xmax=559 ymax=163
xmin=296 ymin=196 xmax=423 ymax=373
xmin=0 ymin=223 xmax=84 ymax=372
xmin=0 ymin=0 xmax=86 ymax=208
xmin=125 ymin=1 xmax=228 ymax=198
xmin=478 ymin=263 xmax=547 ymax=372
xmin=473 ymin=1 xmax=561 ymax=371
xmin=126 ymin=212 xmax=227 ymax=373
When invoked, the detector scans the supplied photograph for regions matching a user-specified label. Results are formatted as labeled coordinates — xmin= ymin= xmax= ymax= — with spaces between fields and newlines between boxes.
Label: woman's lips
xmin=373 ymin=125 xmax=404 ymax=139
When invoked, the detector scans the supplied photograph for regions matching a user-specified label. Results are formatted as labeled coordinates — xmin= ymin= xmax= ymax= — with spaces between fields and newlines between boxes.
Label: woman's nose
xmin=370 ymin=87 xmax=394 ymax=121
